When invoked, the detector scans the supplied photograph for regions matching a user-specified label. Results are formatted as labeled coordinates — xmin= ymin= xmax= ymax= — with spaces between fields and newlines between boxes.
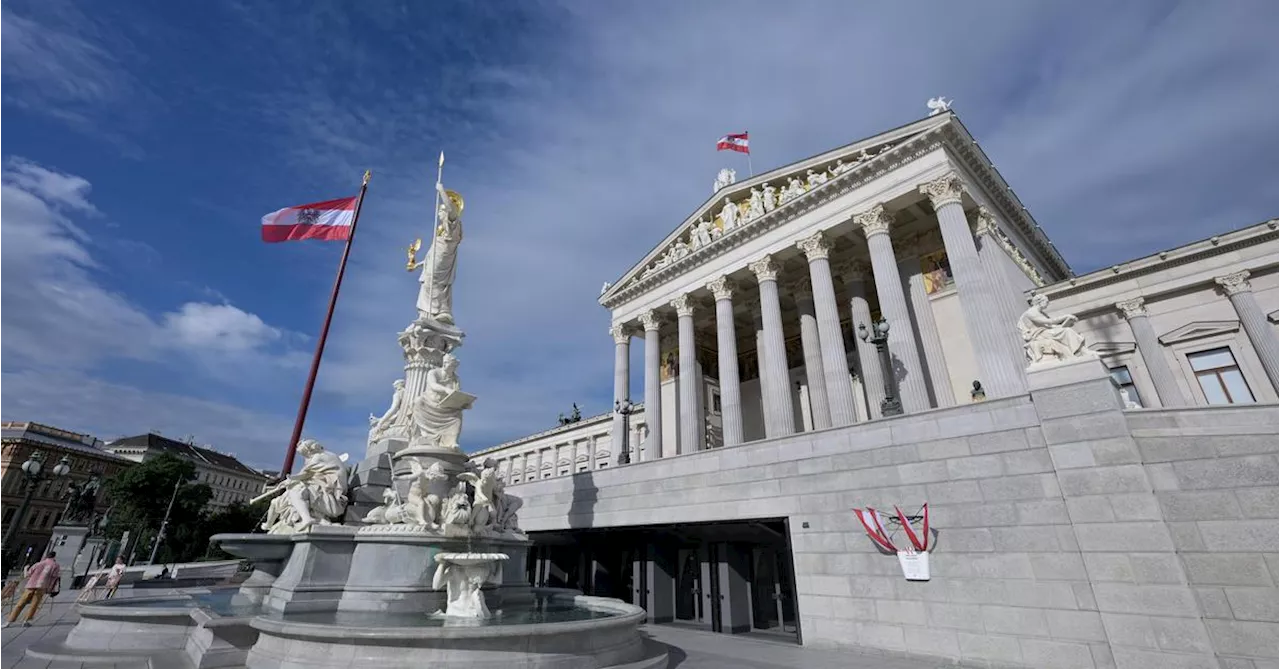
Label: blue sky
xmin=3 ymin=0 xmax=1276 ymax=470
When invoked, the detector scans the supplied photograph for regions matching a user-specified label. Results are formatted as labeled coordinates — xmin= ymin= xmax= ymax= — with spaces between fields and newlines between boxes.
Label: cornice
xmin=1037 ymin=222 xmax=1278 ymax=300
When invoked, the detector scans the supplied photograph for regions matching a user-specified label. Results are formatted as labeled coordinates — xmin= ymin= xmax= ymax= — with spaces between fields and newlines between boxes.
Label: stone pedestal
xmin=390 ymin=446 xmax=470 ymax=501
xmin=345 ymin=450 xmax=395 ymax=523
xmin=212 ymin=534 xmax=294 ymax=608
xmin=49 ymin=524 xmax=90 ymax=592
xmin=263 ymin=526 xmax=359 ymax=614
xmin=340 ymin=528 xmax=530 ymax=614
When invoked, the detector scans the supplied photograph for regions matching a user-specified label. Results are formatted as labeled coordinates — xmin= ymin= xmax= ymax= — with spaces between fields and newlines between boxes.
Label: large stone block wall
xmin=510 ymin=366 xmax=1279 ymax=669
xmin=1128 ymin=406 xmax=1278 ymax=668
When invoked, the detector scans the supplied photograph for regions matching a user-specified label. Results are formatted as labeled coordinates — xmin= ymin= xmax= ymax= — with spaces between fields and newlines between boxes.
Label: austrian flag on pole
xmin=716 ymin=132 xmax=749 ymax=154
xmin=261 ymin=196 xmax=358 ymax=243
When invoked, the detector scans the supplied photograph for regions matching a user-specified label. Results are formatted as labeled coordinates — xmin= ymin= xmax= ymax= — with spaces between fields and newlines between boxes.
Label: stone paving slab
xmin=640 ymin=625 xmax=952 ymax=669
xmin=2 ymin=588 xmax=183 ymax=669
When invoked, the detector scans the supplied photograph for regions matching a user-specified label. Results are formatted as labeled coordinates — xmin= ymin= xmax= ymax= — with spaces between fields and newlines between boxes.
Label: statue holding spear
xmin=408 ymin=152 xmax=464 ymax=326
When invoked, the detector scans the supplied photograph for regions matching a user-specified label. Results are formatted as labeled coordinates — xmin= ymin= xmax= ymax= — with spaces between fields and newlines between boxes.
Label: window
xmin=2 ymin=507 xmax=14 ymax=524
xmin=1109 ymin=366 xmax=1143 ymax=408
xmin=1188 ymin=348 xmax=1254 ymax=405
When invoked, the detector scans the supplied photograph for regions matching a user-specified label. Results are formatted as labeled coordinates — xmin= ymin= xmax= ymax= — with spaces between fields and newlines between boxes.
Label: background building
xmin=105 ymin=433 xmax=272 ymax=511
xmin=1 ymin=422 xmax=133 ymax=563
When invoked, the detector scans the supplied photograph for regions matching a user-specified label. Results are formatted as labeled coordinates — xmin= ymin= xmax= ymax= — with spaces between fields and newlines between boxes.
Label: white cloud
xmin=160 ymin=302 xmax=284 ymax=355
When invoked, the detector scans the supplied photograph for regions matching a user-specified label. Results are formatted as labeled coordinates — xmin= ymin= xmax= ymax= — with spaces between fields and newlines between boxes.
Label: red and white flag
xmin=261 ymin=196 xmax=358 ymax=243
xmin=716 ymin=132 xmax=750 ymax=154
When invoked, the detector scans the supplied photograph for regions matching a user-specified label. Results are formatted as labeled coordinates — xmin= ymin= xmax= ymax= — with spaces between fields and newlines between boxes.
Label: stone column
xmin=671 ymin=294 xmax=702 ymax=454
xmin=852 ymin=205 xmax=930 ymax=413
xmin=1215 ymin=271 xmax=1278 ymax=390
xmin=1116 ymin=298 xmax=1190 ymax=407
xmin=899 ymin=256 xmax=956 ymax=407
xmin=749 ymin=254 xmax=797 ymax=437
xmin=798 ymin=232 xmax=858 ymax=426
xmin=975 ymin=207 xmax=1036 ymax=374
xmin=838 ymin=262 xmax=884 ymax=419
xmin=919 ymin=172 xmax=1027 ymax=398
xmin=639 ymin=310 xmax=665 ymax=459
xmin=608 ymin=323 xmax=631 ymax=460
xmin=787 ymin=278 xmax=832 ymax=430
xmin=708 ymin=276 xmax=745 ymax=447
xmin=747 ymin=297 xmax=773 ymax=437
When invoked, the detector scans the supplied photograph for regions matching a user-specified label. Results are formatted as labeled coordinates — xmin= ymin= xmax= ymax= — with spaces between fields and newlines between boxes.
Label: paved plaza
xmin=1 ymin=589 xmax=951 ymax=669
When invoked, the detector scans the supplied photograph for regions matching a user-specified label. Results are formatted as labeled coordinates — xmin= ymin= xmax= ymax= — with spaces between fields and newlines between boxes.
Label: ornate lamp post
xmin=614 ymin=400 xmax=639 ymax=465
xmin=858 ymin=319 xmax=904 ymax=417
xmin=3 ymin=452 xmax=71 ymax=569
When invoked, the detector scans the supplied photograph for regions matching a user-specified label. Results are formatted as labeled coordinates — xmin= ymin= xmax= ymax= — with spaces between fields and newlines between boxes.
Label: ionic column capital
xmin=670 ymin=294 xmax=696 ymax=318
xmin=1214 ymin=270 xmax=1252 ymax=296
xmin=919 ymin=171 xmax=966 ymax=209
xmin=707 ymin=275 xmax=735 ymax=301
xmin=748 ymin=254 xmax=781 ymax=283
xmin=796 ymin=231 xmax=832 ymax=261
xmin=639 ymin=310 xmax=663 ymax=332
xmin=609 ymin=323 xmax=632 ymax=344
xmin=1116 ymin=298 xmax=1148 ymax=320
xmin=852 ymin=204 xmax=894 ymax=238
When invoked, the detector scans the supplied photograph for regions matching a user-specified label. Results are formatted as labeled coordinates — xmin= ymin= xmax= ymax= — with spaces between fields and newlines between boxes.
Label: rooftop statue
xmin=408 ymin=181 xmax=464 ymax=326
xmin=927 ymin=96 xmax=952 ymax=116
xmin=713 ymin=168 xmax=736 ymax=193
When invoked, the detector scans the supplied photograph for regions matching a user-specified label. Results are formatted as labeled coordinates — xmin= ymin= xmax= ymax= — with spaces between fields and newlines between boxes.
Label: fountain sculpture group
xmin=28 ymin=173 xmax=664 ymax=669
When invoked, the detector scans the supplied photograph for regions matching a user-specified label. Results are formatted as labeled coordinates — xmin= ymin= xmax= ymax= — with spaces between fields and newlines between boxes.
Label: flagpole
xmin=280 ymin=170 xmax=373 ymax=475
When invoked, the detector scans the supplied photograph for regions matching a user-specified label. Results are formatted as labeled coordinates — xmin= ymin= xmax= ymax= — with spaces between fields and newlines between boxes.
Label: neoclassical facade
xmin=475 ymin=112 xmax=1278 ymax=480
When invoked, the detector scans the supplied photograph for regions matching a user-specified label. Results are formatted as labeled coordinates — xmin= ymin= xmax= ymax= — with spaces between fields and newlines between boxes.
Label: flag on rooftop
xmin=716 ymin=132 xmax=750 ymax=154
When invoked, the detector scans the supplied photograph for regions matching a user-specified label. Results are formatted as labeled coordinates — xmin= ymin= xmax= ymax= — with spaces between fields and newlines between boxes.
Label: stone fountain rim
xmin=434 ymin=552 xmax=510 ymax=563
xmin=247 ymin=593 xmax=645 ymax=641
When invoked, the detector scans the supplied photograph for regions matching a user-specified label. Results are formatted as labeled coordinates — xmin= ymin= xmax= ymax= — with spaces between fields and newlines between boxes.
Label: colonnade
xmin=609 ymin=170 xmax=1033 ymax=460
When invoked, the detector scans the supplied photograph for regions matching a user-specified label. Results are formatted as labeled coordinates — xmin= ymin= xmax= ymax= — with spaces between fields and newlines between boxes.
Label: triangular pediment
xmin=1158 ymin=320 xmax=1239 ymax=345
xmin=600 ymin=113 xmax=955 ymax=305
xmin=1089 ymin=341 xmax=1137 ymax=356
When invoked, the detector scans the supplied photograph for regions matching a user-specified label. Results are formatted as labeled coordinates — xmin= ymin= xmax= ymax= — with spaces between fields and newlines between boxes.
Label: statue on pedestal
xmin=1018 ymin=294 xmax=1094 ymax=365
xmin=368 ymin=380 xmax=408 ymax=446
xmin=408 ymin=182 xmax=464 ymax=326
xmin=409 ymin=354 xmax=473 ymax=451
xmin=258 ymin=440 xmax=349 ymax=534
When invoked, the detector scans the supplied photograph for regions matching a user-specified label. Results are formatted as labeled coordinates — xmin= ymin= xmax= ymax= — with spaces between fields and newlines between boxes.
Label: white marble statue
xmin=780 ymin=176 xmax=804 ymax=203
xmin=367 ymin=380 xmax=407 ymax=445
xmin=432 ymin=553 xmax=507 ymax=619
xmin=440 ymin=481 xmax=473 ymax=532
xmin=857 ymin=148 xmax=873 ymax=162
xmin=1018 ymin=294 xmax=1094 ymax=364
xmin=762 ymin=183 xmax=777 ymax=212
xmin=718 ymin=197 xmax=739 ymax=230
xmin=459 ymin=458 xmax=498 ymax=532
xmin=363 ymin=488 xmax=407 ymax=524
xmin=599 ymin=281 xmax=611 ymax=296
xmin=259 ymin=440 xmax=349 ymax=534
xmin=747 ymin=188 xmax=764 ymax=219
xmin=409 ymin=182 xmax=464 ymax=325
xmin=693 ymin=218 xmax=714 ymax=248
xmin=410 ymin=353 xmax=472 ymax=451
xmin=493 ymin=476 xmax=523 ymax=531
xmin=829 ymin=159 xmax=851 ymax=177
xmin=713 ymin=168 xmax=736 ymax=193
xmin=927 ymin=96 xmax=952 ymax=116
xmin=806 ymin=169 xmax=827 ymax=189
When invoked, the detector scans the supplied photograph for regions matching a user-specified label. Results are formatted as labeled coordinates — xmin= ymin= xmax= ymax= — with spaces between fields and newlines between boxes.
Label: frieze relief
xmin=636 ymin=139 xmax=906 ymax=282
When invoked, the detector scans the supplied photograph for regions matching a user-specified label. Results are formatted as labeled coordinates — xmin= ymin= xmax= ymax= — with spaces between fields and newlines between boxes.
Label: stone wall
xmin=1128 ymin=405 xmax=1278 ymax=668
xmin=511 ymin=359 xmax=1278 ymax=668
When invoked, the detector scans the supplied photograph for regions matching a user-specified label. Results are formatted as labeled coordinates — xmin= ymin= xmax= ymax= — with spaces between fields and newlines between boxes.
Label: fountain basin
xmin=247 ymin=591 xmax=665 ymax=669
xmin=213 ymin=533 xmax=296 ymax=607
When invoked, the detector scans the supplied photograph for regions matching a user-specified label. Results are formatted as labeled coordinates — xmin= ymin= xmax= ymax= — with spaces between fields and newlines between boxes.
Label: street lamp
xmin=614 ymin=400 xmax=639 ymax=465
xmin=3 ymin=452 xmax=71 ymax=570
xmin=858 ymin=319 xmax=904 ymax=417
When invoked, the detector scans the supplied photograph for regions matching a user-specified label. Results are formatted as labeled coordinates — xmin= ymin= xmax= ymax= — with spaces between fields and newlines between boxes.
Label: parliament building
xmin=471 ymin=112 xmax=1278 ymax=668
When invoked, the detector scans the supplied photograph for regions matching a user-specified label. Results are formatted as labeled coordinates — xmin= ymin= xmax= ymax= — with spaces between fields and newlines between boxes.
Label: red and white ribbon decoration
xmin=853 ymin=507 xmax=897 ymax=552
xmin=853 ymin=504 xmax=930 ymax=553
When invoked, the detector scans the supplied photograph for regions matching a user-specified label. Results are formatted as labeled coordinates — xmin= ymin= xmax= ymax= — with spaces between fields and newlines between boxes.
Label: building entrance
xmin=527 ymin=518 xmax=799 ymax=643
